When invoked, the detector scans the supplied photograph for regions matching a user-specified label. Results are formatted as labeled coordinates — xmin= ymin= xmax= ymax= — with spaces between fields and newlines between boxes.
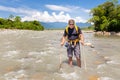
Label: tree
xmin=107 ymin=0 xmax=118 ymax=6
xmin=8 ymin=14 xmax=14 ymax=21
xmin=14 ymin=16 xmax=21 ymax=22
xmin=0 ymin=15 xmax=44 ymax=31
xmin=89 ymin=1 xmax=120 ymax=32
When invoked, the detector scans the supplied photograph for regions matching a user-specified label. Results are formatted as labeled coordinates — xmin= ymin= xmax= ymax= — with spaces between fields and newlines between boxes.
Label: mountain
xmin=41 ymin=22 xmax=91 ymax=29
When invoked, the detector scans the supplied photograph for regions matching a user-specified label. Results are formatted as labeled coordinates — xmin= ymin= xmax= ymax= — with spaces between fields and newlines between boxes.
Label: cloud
xmin=80 ymin=8 xmax=90 ymax=13
xmin=67 ymin=5 xmax=90 ymax=13
xmin=45 ymin=5 xmax=71 ymax=12
xmin=22 ymin=11 xmax=73 ymax=22
xmin=0 ymin=5 xmax=87 ymax=23
xmin=0 ymin=5 xmax=37 ymax=15
xmin=74 ymin=16 xmax=87 ymax=23
xmin=45 ymin=4 xmax=90 ymax=13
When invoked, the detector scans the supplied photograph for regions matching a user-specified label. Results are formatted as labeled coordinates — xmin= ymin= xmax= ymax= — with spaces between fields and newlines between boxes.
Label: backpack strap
xmin=65 ymin=25 xmax=80 ymax=46
xmin=65 ymin=25 xmax=78 ymax=34
xmin=75 ymin=24 xmax=78 ymax=34
xmin=65 ymin=25 xmax=69 ymax=34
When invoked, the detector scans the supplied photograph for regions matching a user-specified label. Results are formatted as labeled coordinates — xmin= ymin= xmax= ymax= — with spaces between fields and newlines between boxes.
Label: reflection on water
xmin=0 ymin=30 xmax=119 ymax=80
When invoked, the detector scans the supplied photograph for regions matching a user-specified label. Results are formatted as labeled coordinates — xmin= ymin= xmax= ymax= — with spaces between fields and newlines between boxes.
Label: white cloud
xmin=45 ymin=5 xmax=71 ymax=12
xmin=0 ymin=5 xmax=39 ymax=15
xmin=0 ymin=5 xmax=87 ymax=23
xmin=0 ymin=5 xmax=15 ymax=12
xmin=22 ymin=11 xmax=72 ymax=22
xmin=74 ymin=17 xmax=87 ymax=23
xmin=80 ymin=8 xmax=90 ymax=13
xmin=45 ymin=4 xmax=90 ymax=13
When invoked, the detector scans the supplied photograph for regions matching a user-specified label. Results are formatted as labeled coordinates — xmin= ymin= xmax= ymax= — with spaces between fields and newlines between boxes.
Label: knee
xmin=69 ymin=57 xmax=72 ymax=61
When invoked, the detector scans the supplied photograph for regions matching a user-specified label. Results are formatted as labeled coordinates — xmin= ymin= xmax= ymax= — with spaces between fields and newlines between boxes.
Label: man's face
xmin=69 ymin=23 xmax=74 ymax=29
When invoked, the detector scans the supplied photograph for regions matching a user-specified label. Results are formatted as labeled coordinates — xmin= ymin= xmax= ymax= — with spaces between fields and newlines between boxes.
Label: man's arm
xmin=61 ymin=30 xmax=67 ymax=46
xmin=79 ymin=33 xmax=84 ymax=45
xmin=61 ymin=36 xmax=66 ymax=46
xmin=78 ymin=27 xmax=84 ymax=45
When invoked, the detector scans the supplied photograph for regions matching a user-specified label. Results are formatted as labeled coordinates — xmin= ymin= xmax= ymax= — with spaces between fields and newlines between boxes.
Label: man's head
xmin=68 ymin=19 xmax=75 ymax=29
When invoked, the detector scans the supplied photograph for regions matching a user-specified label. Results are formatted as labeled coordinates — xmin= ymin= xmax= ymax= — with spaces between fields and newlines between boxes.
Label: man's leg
xmin=76 ymin=57 xmax=81 ymax=67
xmin=68 ymin=57 xmax=73 ymax=67
xmin=74 ymin=43 xmax=81 ymax=67
xmin=67 ymin=44 xmax=73 ymax=67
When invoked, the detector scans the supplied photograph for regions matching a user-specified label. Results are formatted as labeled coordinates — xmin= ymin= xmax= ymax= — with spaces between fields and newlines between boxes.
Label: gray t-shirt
xmin=63 ymin=27 xmax=82 ymax=40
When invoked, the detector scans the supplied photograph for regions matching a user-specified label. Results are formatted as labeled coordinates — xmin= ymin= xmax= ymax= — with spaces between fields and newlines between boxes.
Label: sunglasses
xmin=69 ymin=24 xmax=74 ymax=25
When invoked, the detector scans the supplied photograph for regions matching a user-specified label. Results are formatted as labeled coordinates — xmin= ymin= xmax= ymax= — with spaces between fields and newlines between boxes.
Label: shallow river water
xmin=0 ymin=30 xmax=119 ymax=80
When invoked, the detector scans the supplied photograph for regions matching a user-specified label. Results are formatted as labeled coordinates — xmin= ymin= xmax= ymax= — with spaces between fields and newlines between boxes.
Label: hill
xmin=41 ymin=22 xmax=91 ymax=29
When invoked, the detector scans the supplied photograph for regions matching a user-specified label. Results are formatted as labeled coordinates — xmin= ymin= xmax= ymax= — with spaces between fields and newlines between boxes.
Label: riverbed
xmin=0 ymin=30 xmax=119 ymax=80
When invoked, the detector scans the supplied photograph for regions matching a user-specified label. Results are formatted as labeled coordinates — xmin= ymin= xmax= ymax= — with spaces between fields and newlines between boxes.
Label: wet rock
xmin=94 ymin=61 xmax=104 ymax=65
xmin=0 ymin=60 xmax=21 ymax=74
xmin=116 ymin=32 xmax=120 ymax=36
xmin=88 ymin=75 xmax=99 ymax=80
xmin=30 ymin=73 xmax=45 ymax=80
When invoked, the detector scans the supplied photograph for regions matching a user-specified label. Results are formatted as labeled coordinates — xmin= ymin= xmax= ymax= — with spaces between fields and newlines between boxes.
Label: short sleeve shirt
xmin=63 ymin=27 xmax=82 ymax=40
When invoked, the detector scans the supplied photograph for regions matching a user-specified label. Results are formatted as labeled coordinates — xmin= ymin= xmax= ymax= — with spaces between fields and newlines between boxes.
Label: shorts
xmin=67 ymin=42 xmax=81 ymax=59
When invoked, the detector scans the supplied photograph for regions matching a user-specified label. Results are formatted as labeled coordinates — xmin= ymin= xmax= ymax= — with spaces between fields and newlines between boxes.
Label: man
xmin=61 ymin=19 xmax=84 ymax=67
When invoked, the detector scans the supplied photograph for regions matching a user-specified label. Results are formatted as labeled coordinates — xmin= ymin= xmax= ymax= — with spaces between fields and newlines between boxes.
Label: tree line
xmin=0 ymin=15 xmax=44 ymax=31
xmin=89 ymin=0 xmax=120 ymax=32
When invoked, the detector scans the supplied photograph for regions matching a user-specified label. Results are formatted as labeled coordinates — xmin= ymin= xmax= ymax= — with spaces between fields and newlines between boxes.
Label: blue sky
xmin=0 ymin=0 xmax=120 ymax=23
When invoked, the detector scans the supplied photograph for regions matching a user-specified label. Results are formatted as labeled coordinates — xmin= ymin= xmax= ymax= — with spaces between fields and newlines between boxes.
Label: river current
xmin=0 ymin=30 xmax=119 ymax=80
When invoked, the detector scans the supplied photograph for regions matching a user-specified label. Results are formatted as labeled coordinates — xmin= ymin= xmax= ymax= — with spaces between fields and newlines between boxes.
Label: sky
xmin=0 ymin=0 xmax=120 ymax=23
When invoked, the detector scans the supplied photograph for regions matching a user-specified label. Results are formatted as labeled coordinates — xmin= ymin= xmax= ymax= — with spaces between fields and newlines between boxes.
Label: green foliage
xmin=0 ymin=15 xmax=44 ymax=31
xmin=89 ymin=0 xmax=120 ymax=32
xmin=81 ymin=26 xmax=94 ymax=31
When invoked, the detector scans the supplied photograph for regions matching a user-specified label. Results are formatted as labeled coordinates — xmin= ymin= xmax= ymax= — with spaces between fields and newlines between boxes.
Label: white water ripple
xmin=3 ymin=51 xmax=19 ymax=59
xmin=3 ymin=70 xmax=28 ymax=80
xmin=60 ymin=72 xmax=79 ymax=80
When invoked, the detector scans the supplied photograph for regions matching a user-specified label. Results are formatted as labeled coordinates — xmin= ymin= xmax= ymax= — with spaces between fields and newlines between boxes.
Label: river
xmin=0 ymin=30 xmax=119 ymax=80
